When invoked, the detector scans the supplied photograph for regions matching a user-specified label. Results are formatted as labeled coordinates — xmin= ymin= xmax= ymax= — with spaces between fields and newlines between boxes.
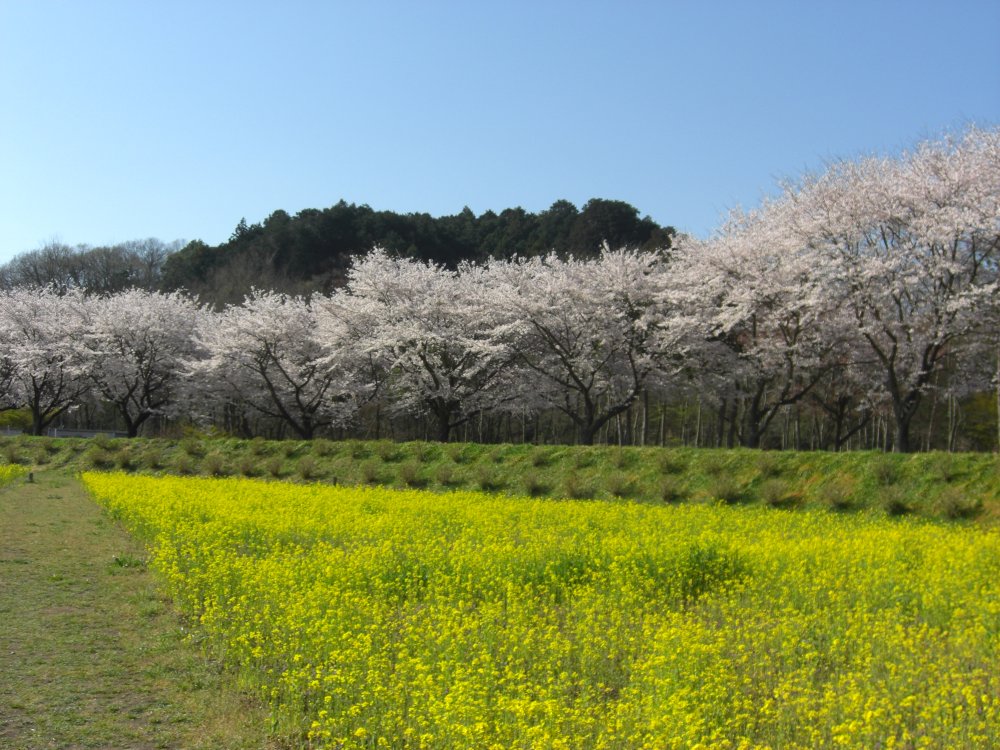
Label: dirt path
xmin=0 ymin=470 xmax=281 ymax=750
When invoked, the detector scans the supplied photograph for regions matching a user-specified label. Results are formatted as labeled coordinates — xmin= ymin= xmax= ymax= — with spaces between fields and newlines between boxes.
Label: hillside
xmin=5 ymin=435 xmax=997 ymax=525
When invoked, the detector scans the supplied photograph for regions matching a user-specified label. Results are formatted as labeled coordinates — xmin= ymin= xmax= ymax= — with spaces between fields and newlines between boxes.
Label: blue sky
xmin=1 ymin=1 xmax=998 ymax=263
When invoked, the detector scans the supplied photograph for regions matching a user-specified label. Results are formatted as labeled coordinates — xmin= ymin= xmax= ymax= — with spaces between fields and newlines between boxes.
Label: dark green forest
xmin=164 ymin=198 xmax=674 ymax=303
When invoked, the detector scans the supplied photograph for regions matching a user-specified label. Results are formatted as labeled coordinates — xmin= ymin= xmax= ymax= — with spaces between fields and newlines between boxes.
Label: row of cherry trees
xmin=1 ymin=128 xmax=997 ymax=450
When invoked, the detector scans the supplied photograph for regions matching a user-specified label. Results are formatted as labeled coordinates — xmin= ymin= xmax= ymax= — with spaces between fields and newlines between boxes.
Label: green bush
xmin=92 ymin=433 xmax=114 ymax=451
xmin=611 ymin=449 xmax=634 ymax=469
xmin=143 ymin=448 xmax=166 ymax=470
xmin=312 ymin=438 xmax=337 ymax=458
xmin=708 ymin=476 xmax=749 ymax=505
xmin=880 ymin=487 xmax=914 ymax=516
xmin=562 ymin=473 xmax=595 ymax=500
xmin=933 ymin=454 xmax=959 ymax=483
xmin=238 ymin=456 xmax=260 ymax=478
xmin=4 ymin=444 xmax=23 ymax=464
xmin=701 ymin=454 xmax=727 ymax=476
xmin=413 ymin=443 xmax=439 ymax=463
xmin=174 ymin=455 xmax=196 ymax=476
xmin=476 ymin=466 xmax=505 ymax=492
xmin=757 ymin=454 xmax=783 ymax=479
xmin=521 ymin=472 xmax=550 ymax=497
xmin=758 ymin=478 xmax=801 ymax=508
xmin=116 ymin=448 xmax=139 ymax=472
xmin=872 ymin=457 xmax=899 ymax=486
xmin=659 ymin=476 xmax=685 ymax=503
xmin=434 ymin=464 xmax=457 ymax=487
xmin=377 ymin=442 xmax=403 ymax=463
xmin=818 ymin=475 xmax=858 ymax=511
xmin=204 ymin=452 xmax=228 ymax=477
xmin=180 ymin=437 xmax=205 ymax=458
xmin=86 ymin=447 xmax=116 ymax=470
xmin=530 ymin=448 xmax=555 ymax=468
xmin=936 ymin=487 xmax=982 ymax=519
xmin=297 ymin=456 xmax=320 ymax=480
xmin=659 ymin=453 xmax=687 ymax=475
xmin=447 ymin=444 xmax=472 ymax=464
xmin=607 ymin=473 xmax=637 ymax=498
xmin=360 ymin=460 xmax=381 ymax=485
xmin=398 ymin=461 xmax=428 ymax=488
xmin=266 ymin=457 xmax=285 ymax=478
xmin=250 ymin=437 xmax=272 ymax=456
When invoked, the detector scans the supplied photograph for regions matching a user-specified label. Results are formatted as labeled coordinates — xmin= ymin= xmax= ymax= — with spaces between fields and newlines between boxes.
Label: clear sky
xmin=1 ymin=0 xmax=998 ymax=263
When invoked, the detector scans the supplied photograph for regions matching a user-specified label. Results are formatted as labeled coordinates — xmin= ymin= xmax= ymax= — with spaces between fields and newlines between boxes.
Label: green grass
xmin=1 ymin=434 xmax=999 ymax=523
xmin=0 ymin=469 xmax=286 ymax=749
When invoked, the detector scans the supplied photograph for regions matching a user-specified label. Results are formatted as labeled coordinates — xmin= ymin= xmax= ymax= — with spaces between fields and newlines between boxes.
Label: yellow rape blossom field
xmin=0 ymin=463 xmax=27 ymax=483
xmin=81 ymin=472 xmax=1000 ymax=749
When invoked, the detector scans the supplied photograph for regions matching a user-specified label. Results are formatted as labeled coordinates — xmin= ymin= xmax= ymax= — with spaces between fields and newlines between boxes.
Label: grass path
xmin=0 ymin=470 xmax=284 ymax=750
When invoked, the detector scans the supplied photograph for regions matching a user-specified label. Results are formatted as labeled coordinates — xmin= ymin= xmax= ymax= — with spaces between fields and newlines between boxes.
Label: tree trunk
xmin=578 ymin=424 xmax=597 ymax=446
xmin=894 ymin=416 xmax=912 ymax=453
xmin=995 ymin=347 xmax=1000 ymax=452
xmin=436 ymin=416 xmax=451 ymax=443
xmin=31 ymin=407 xmax=45 ymax=437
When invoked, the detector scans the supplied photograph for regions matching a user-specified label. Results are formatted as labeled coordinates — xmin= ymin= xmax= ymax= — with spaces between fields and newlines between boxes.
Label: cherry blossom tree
xmin=670 ymin=201 xmax=850 ymax=448
xmin=317 ymin=249 xmax=519 ymax=442
xmin=789 ymin=127 xmax=1000 ymax=451
xmin=0 ymin=287 xmax=91 ymax=435
xmin=487 ymin=248 xmax=685 ymax=445
xmin=192 ymin=290 xmax=359 ymax=439
xmin=82 ymin=289 xmax=203 ymax=437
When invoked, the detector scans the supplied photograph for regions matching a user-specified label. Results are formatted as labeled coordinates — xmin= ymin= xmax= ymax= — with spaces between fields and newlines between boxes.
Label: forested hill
xmin=160 ymin=198 xmax=675 ymax=302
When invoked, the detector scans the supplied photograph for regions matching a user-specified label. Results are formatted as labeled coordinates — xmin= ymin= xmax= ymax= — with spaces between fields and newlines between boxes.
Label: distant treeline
xmin=0 ymin=199 xmax=674 ymax=305
xmin=163 ymin=199 xmax=674 ymax=303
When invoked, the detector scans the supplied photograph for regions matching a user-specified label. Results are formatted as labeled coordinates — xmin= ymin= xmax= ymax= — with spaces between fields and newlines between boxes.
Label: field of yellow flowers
xmin=0 ymin=464 xmax=25 ymax=483
xmin=81 ymin=472 xmax=1000 ymax=749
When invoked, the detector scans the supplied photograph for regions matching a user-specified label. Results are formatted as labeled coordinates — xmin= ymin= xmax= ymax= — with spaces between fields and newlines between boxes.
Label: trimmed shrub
xmin=607 ymin=473 xmax=637 ymax=498
xmin=758 ymin=478 xmax=801 ymax=508
xmin=872 ymin=457 xmax=899 ymax=486
xmin=398 ymin=461 xmax=428 ymax=488
xmin=521 ymin=472 xmax=550 ymax=497
xmin=819 ymin=475 xmax=858 ymax=511
xmin=659 ymin=476 xmax=685 ymax=503
xmin=881 ymin=487 xmax=914 ymax=516
xmin=86 ymin=447 xmax=116 ymax=470
xmin=936 ymin=487 xmax=982 ymax=519
xmin=377 ymin=442 xmax=403 ymax=463
xmin=297 ymin=456 xmax=320 ymax=480
xmin=238 ymin=456 xmax=260 ymax=478
xmin=180 ymin=437 xmax=205 ymax=458
xmin=530 ymin=449 xmax=555 ymax=468
xmin=174 ymin=455 xmax=196 ymax=476
xmin=562 ymin=473 xmax=595 ymax=500
xmin=312 ymin=439 xmax=337 ymax=457
xmin=204 ymin=452 xmax=228 ymax=477
xmin=476 ymin=466 xmax=505 ymax=492
xmin=360 ymin=460 xmax=381 ymax=485
xmin=265 ymin=457 xmax=285 ymax=478
xmin=658 ymin=453 xmax=687 ymax=475
xmin=434 ymin=464 xmax=457 ymax=487
xmin=708 ymin=476 xmax=749 ymax=505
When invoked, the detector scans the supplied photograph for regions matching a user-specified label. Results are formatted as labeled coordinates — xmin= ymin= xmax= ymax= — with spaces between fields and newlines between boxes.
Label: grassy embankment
xmin=1 ymin=433 xmax=998 ymax=523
